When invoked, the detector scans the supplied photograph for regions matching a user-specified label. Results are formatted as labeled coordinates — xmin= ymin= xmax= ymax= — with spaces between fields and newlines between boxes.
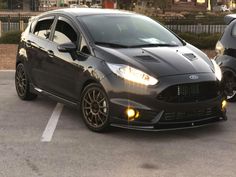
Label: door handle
xmin=47 ymin=50 xmax=54 ymax=57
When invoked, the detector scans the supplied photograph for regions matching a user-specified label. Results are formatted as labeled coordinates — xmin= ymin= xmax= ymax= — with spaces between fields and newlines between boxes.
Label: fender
xmin=215 ymin=54 xmax=236 ymax=77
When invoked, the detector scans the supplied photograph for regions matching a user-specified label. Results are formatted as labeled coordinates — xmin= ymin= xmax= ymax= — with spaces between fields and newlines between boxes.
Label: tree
xmin=116 ymin=0 xmax=132 ymax=10
xmin=0 ymin=0 xmax=7 ymax=9
xmin=154 ymin=0 xmax=169 ymax=13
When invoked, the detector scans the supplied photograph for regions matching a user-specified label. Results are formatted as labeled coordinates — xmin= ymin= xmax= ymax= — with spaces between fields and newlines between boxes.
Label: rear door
xmin=26 ymin=16 xmax=55 ymax=89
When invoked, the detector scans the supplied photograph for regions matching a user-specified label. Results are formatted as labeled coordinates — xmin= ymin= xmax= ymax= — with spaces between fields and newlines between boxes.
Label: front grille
xmin=160 ymin=107 xmax=220 ymax=122
xmin=138 ymin=110 xmax=158 ymax=122
xmin=157 ymin=82 xmax=219 ymax=103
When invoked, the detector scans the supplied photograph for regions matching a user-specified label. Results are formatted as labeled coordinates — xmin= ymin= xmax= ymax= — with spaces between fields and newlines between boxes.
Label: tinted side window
xmin=33 ymin=18 xmax=54 ymax=39
xmin=53 ymin=19 xmax=77 ymax=44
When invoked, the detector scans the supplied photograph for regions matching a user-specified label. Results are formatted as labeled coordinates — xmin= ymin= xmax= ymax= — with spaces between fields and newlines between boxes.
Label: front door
xmin=43 ymin=16 xmax=81 ymax=101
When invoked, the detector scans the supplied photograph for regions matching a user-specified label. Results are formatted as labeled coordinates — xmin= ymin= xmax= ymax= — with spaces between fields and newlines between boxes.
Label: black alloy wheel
xmin=223 ymin=73 xmax=236 ymax=102
xmin=15 ymin=63 xmax=37 ymax=100
xmin=81 ymin=83 xmax=110 ymax=132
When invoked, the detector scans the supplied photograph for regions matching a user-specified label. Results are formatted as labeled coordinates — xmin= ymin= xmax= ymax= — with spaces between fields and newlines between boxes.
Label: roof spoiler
xmin=224 ymin=14 xmax=236 ymax=25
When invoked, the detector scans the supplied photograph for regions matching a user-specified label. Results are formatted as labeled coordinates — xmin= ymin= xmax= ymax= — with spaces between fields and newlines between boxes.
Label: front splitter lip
xmin=110 ymin=117 xmax=227 ymax=132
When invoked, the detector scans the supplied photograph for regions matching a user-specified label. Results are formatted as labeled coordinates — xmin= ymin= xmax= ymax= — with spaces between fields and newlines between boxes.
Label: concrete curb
xmin=0 ymin=70 xmax=15 ymax=72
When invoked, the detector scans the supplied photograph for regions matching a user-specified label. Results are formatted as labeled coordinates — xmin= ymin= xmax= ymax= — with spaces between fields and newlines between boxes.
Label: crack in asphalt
xmin=25 ymin=157 xmax=43 ymax=177
xmin=1 ymin=145 xmax=43 ymax=177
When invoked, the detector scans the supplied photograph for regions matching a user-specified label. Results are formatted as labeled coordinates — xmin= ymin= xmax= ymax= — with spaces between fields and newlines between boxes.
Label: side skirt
xmin=30 ymin=84 xmax=79 ymax=108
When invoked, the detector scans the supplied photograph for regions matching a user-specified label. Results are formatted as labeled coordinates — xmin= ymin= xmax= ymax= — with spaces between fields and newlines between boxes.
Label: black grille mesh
xmin=161 ymin=107 xmax=220 ymax=122
xmin=157 ymin=82 xmax=219 ymax=103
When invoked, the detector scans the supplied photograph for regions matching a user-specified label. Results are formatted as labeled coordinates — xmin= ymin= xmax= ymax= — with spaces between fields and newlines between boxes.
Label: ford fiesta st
xmin=15 ymin=8 xmax=227 ymax=132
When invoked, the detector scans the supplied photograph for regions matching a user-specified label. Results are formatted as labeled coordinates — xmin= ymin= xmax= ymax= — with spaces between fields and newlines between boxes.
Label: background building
xmin=0 ymin=0 xmax=39 ymax=11
xmin=171 ymin=0 xmax=209 ymax=11
xmin=134 ymin=0 xmax=209 ymax=13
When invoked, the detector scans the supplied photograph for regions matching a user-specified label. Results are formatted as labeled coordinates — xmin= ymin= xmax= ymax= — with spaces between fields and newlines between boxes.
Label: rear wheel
xmin=81 ymin=83 xmax=110 ymax=132
xmin=15 ymin=63 xmax=37 ymax=100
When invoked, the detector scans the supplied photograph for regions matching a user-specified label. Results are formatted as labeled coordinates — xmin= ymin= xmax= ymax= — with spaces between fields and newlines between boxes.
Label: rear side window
xmin=53 ymin=18 xmax=77 ymax=44
xmin=33 ymin=17 xmax=54 ymax=39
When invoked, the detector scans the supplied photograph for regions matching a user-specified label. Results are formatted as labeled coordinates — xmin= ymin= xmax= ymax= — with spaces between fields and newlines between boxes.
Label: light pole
xmin=208 ymin=0 xmax=211 ymax=10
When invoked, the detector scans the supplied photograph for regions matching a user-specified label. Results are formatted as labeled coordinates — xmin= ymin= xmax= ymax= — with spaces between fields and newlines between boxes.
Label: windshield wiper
xmin=94 ymin=42 xmax=129 ymax=48
xmin=129 ymin=43 xmax=179 ymax=48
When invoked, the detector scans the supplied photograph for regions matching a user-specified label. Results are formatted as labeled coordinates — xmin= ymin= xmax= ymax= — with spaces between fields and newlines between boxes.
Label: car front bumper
xmin=100 ymin=72 xmax=227 ymax=130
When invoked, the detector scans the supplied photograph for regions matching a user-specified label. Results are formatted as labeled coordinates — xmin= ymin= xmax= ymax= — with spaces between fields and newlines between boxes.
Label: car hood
xmin=94 ymin=44 xmax=214 ymax=78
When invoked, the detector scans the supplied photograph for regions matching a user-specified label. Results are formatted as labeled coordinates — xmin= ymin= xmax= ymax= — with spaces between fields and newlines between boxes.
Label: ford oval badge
xmin=189 ymin=75 xmax=199 ymax=80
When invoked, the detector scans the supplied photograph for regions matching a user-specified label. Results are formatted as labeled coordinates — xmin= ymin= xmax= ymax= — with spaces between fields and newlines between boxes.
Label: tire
xmin=227 ymin=92 xmax=236 ymax=102
xmin=15 ymin=63 xmax=37 ymax=100
xmin=81 ymin=83 xmax=110 ymax=132
xmin=222 ymin=72 xmax=236 ymax=102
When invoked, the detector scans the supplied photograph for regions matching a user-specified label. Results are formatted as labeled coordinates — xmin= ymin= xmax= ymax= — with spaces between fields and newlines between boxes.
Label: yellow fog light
xmin=135 ymin=111 xmax=140 ymax=119
xmin=222 ymin=100 xmax=227 ymax=109
xmin=126 ymin=108 xmax=140 ymax=121
xmin=126 ymin=108 xmax=135 ymax=118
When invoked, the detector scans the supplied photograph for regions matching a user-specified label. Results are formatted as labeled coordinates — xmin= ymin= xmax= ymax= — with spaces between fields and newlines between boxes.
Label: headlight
xmin=215 ymin=41 xmax=224 ymax=55
xmin=212 ymin=60 xmax=222 ymax=81
xmin=107 ymin=63 xmax=158 ymax=86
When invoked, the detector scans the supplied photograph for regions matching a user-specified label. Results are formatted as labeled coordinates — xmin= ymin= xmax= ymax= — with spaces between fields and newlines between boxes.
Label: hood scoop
xmin=183 ymin=53 xmax=197 ymax=61
xmin=135 ymin=55 xmax=160 ymax=63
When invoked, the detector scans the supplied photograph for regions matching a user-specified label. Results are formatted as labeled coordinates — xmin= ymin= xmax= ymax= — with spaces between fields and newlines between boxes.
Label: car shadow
xmin=110 ymin=123 xmax=227 ymax=141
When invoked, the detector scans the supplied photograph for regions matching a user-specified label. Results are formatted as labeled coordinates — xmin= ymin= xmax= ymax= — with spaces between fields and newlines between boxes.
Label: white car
xmin=213 ymin=5 xmax=230 ymax=12
xmin=221 ymin=5 xmax=230 ymax=12
xmin=90 ymin=4 xmax=102 ymax=8
xmin=70 ymin=4 xmax=88 ymax=8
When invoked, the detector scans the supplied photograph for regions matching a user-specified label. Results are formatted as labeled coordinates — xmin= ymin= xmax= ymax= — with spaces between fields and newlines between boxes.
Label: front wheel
xmin=81 ymin=83 xmax=110 ymax=132
xmin=223 ymin=72 xmax=236 ymax=102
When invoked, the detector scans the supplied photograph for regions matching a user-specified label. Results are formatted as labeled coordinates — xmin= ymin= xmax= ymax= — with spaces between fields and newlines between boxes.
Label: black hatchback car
xmin=15 ymin=8 xmax=227 ymax=132
xmin=215 ymin=14 xmax=236 ymax=101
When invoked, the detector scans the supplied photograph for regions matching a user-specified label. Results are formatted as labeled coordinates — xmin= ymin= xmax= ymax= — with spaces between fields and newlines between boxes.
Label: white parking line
xmin=41 ymin=103 xmax=64 ymax=142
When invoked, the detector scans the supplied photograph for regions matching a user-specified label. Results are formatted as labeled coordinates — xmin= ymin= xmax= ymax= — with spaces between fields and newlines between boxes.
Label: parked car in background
xmin=90 ymin=4 xmax=102 ymax=8
xmin=213 ymin=5 xmax=230 ymax=12
xmin=70 ymin=4 xmax=88 ymax=8
xmin=215 ymin=14 xmax=236 ymax=101
xmin=15 ymin=8 xmax=227 ymax=132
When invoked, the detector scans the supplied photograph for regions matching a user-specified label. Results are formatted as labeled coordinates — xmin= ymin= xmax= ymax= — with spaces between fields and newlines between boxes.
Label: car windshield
xmin=80 ymin=14 xmax=184 ymax=48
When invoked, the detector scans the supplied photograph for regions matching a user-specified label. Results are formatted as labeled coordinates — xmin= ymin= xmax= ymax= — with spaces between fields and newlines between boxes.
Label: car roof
xmin=39 ymin=8 xmax=135 ymax=18
xmin=225 ymin=14 xmax=236 ymax=25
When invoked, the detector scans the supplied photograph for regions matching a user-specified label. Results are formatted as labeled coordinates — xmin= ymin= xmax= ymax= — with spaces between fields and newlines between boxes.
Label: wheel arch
xmin=221 ymin=66 xmax=236 ymax=79
xmin=16 ymin=60 xmax=22 ymax=67
xmin=79 ymin=78 xmax=109 ymax=101
xmin=82 ymin=79 xmax=98 ymax=89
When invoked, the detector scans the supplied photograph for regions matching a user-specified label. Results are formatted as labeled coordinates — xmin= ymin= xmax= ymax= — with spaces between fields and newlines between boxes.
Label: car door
xmin=25 ymin=16 xmax=55 ymax=89
xmin=42 ymin=16 xmax=82 ymax=101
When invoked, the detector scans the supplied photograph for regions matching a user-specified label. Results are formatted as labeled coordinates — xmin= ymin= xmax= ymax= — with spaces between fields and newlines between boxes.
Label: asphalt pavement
xmin=1 ymin=71 xmax=236 ymax=177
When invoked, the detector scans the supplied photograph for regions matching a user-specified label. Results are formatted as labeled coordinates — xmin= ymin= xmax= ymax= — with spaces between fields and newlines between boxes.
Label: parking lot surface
xmin=1 ymin=71 xmax=236 ymax=177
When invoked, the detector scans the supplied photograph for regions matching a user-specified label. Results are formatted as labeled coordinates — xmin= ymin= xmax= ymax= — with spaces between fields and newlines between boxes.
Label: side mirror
xmin=57 ymin=42 xmax=76 ymax=53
